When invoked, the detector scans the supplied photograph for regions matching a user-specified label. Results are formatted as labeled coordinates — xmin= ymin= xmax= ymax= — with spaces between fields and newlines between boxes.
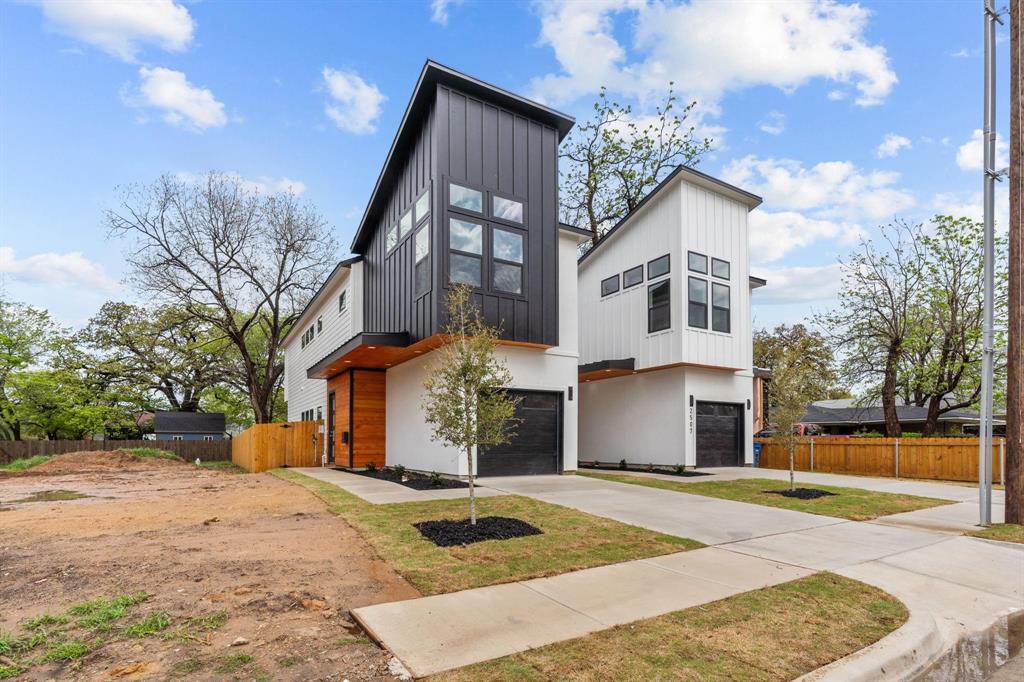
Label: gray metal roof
xmin=153 ymin=411 xmax=226 ymax=434
xmin=800 ymin=403 xmax=1001 ymax=426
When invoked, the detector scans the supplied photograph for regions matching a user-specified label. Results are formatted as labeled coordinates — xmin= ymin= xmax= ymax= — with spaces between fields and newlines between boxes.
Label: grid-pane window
xmin=492 ymin=228 xmax=523 ymax=294
xmin=449 ymin=218 xmax=483 ymax=287
xmin=688 ymin=251 xmax=707 ymax=274
xmin=399 ymin=210 xmax=413 ymax=238
xmin=415 ymin=189 xmax=430 ymax=223
xmin=386 ymin=225 xmax=398 ymax=251
xmin=601 ymin=274 xmax=620 ymax=297
xmin=688 ymin=276 xmax=708 ymax=328
xmin=712 ymin=282 xmax=731 ymax=333
xmin=623 ymin=265 xmax=643 ymax=288
xmin=415 ymin=226 xmax=431 ymax=294
xmin=648 ymin=280 xmax=670 ymax=333
xmin=492 ymin=195 xmax=524 ymax=223
xmin=712 ymin=257 xmax=730 ymax=280
xmin=450 ymin=182 xmax=483 ymax=213
xmin=648 ymin=254 xmax=670 ymax=279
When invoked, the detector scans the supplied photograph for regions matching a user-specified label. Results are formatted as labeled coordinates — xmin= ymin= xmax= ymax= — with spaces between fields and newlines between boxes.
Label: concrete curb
xmin=797 ymin=610 xmax=945 ymax=682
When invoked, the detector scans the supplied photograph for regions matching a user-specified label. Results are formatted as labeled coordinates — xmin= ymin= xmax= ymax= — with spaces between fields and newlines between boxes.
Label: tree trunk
xmin=881 ymin=343 xmax=903 ymax=437
xmin=921 ymin=397 xmax=943 ymax=437
xmin=1007 ymin=0 xmax=1022 ymax=524
xmin=467 ymin=445 xmax=476 ymax=525
xmin=789 ymin=441 xmax=795 ymax=491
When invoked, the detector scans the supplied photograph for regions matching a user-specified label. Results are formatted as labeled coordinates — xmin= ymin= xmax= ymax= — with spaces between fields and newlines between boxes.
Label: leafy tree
xmin=560 ymin=85 xmax=711 ymax=241
xmin=106 ymin=172 xmax=337 ymax=423
xmin=8 ymin=369 xmax=133 ymax=440
xmin=753 ymin=324 xmax=847 ymax=406
xmin=0 ymin=296 xmax=61 ymax=439
xmin=422 ymin=285 xmax=520 ymax=524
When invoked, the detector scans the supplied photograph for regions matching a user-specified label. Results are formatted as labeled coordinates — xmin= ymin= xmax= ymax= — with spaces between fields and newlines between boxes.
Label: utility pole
xmin=1007 ymin=0 xmax=1022 ymax=525
xmin=980 ymin=0 xmax=1001 ymax=525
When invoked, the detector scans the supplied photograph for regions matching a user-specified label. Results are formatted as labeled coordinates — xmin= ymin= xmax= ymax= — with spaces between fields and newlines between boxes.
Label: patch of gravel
xmin=413 ymin=516 xmax=543 ymax=547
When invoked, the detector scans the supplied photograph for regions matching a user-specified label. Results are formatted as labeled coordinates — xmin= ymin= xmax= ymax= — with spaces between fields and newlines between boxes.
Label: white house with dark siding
xmin=576 ymin=165 xmax=764 ymax=468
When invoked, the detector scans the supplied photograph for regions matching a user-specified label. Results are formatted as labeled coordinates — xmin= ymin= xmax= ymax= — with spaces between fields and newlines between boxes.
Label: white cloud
xmin=722 ymin=155 xmax=915 ymax=221
xmin=174 ymin=172 xmax=306 ymax=196
xmin=826 ymin=89 xmax=847 ymax=101
xmin=321 ymin=67 xmax=386 ymax=135
xmin=932 ymin=188 xmax=1009 ymax=230
xmin=876 ymin=133 xmax=911 ymax=158
xmin=39 ymin=0 xmax=194 ymax=62
xmin=749 ymin=211 xmax=865 ymax=263
xmin=0 ymin=246 xmax=120 ymax=293
xmin=757 ymin=111 xmax=785 ymax=136
xmin=127 ymin=67 xmax=227 ymax=131
xmin=950 ymin=47 xmax=972 ymax=58
xmin=956 ymin=128 xmax=1009 ymax=171
xmin=430 ymin=0 xmax=464 ymax=25
xmin=530 ymin=0 xmax=896 ymax=109
xmin=750 ymin=263 xmax=844 ymax=304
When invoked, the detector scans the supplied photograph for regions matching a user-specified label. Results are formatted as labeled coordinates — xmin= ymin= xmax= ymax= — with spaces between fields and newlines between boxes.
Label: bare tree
xmin=107 ymin=173 xmax=337 ymax=423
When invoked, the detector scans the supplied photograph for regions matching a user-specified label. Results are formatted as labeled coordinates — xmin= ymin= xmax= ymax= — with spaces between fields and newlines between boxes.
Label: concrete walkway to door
xmin=353 ymin=472 xmax=1023 ymax=680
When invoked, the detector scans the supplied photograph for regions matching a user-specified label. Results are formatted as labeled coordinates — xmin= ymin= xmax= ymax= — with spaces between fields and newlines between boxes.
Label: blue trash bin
xmin=753 ymin=442 xmax=763 ymax=467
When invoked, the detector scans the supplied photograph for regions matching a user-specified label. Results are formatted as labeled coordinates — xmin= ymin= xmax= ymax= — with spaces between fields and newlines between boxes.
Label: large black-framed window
xmin=623 ymin=265 xmax=644 ymax=288
xmin=449 ymin=182 xmax=483 ymax=214
xmin=648 ymin=254 xmax=670 ymax=279
xmin=386 ymin=223 xmax=398 ymax=252
xmin=415 ymin=224 xmax=431 ymax=296
xmin=712 ymin=282 xmax=731 ymax=333
xmin=648 ymin=280 xmax=670 ymax=333
xmin=449 ymin=216 xmax=483 ymax=287
xmin=414 ymin=187 xmax=431 ymax=224
xmin=712 ymin=257 xmax=730 ymax=280
xmin=601 ymin=274 xmax=620 ymax=297
xmin=688 ymin=276 xmax=708 ymax=329
xmin=492 ymin=226 xmax=524 ymax=294
xmin=688 ymin=251 xmax=708 ymax=274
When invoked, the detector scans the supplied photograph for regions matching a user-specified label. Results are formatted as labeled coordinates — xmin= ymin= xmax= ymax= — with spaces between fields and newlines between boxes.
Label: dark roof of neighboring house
xmin=153 ymin=411 xmax=226 ymax=434
xmin=578 ymin=164 xmax=763 ymax=266
xmin=350 ymin=60 xmax=576 ymax=253
xmin=800 ymin=404 xmax=1003 ymax=426
xmin=282 ymin=255 xmax=362 ymax=346
xmin=753 ymin=367 xmax=773 ymax=379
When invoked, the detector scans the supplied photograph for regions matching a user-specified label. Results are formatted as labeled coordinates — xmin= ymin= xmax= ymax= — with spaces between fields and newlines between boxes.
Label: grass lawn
xmin=274 ymin=469 xmax=702 ymax=595
xmin=434 ymin=572 xmax=907 ymax=681
xmin=122 ymin=447 xmax=182 ymax=460
xmin=969 ymin=523 xmax=1024 ymax=544
xmin=580 ymin=472 xmax=952 ymax=521
xmin=0 ymin=455 xmax=53 ymax=472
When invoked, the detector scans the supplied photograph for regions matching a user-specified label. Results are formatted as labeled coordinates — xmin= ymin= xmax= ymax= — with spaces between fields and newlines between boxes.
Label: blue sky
xmin=0 ymin=0 xmax=1011 ymax=330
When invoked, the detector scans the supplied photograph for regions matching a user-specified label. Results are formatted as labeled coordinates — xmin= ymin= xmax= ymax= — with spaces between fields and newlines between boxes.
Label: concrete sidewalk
xmin=290 ymin=467 xmax=507 ymax=504
xmin=353 ymin=547 xmax=811 ymax=677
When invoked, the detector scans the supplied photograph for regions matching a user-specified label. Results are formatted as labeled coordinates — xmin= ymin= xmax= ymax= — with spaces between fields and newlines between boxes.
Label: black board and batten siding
xmin=435 ymin=84 xmax=560 ymax=346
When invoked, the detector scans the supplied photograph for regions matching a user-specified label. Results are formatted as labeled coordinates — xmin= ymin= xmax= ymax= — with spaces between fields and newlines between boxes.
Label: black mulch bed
xmin=348 ymin=467 xmax=469 ymax=490
xmin=578 ymin=461 xmax=711 ymax=477
xmin=414 ymin=516 xmax=543 ymax=547
xmin=768 ymin=488 xmax=837 ymax=500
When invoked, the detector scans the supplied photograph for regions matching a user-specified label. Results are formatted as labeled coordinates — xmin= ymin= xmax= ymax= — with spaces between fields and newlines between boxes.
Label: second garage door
xmin=478 ymin=390 xmax=561 ymax=476
xmin=695 ymin=401 xmax=743 ymax=467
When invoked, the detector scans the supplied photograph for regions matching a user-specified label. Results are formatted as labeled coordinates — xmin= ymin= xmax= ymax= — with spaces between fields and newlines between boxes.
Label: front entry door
xmin=327 ymin=392 xmax=336 ymax=464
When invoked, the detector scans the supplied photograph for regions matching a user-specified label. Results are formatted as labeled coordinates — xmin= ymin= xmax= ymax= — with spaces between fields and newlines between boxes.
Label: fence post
xmin=895 ymin=438 xmax=900 ymax=480
xmin=1000 ymin=438 xmax=1005 ymax=485
xmin=810 ymin=439 xmax=815 ymax=472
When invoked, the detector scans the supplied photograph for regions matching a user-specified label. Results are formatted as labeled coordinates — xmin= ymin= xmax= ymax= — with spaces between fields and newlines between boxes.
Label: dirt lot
xmin=0 ymin=452 xmax=419 ymax=680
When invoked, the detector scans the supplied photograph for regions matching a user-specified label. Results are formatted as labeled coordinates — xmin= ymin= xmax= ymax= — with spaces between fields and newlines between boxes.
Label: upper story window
xmin=415 ymin=188 xmax=430 ymax=224
xmin=688 ymin=276 xmax=708 ymax=329
xmin=386 ymin=224 xmax=398 ymax=252
xmin=712 ymin=282 xmax=731 ymax=333
xmin=648 ymin=280 xmax=670 ymax=333
xmin=338 ymin=290 xmax=347 ymax=313
xmin=415 ymin=225 xmax=431 ymax=295
xmin=449 ymin=217 xmax=483 ymax=287
xmin=399 ymin=209 xmax=413 ymax=239
xmin=317 ymin=316 xmax=322 ymax=334
xmin=492 ymin=227 xmax=523 ymax=294
xmin=687 ymin=251 xmax=707 ymax=274
xmin=601 ymin=274 xmax=620 ymax=297
xmin=623 ymin=265 xmax=643 ymax=289
xmin=648 ymin=254 xmax=670 ymax=279
xmin=450 ymin=182 xmax=483 ymax=213
xmin=712 ymin=257 xmax=730 ymax=280
xmin=492 ymin=195 xmax=524 ymax=224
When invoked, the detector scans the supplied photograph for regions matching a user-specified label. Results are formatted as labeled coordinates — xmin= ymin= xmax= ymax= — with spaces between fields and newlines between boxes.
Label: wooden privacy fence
xmin=0 ymin=438 xmax=231 ymax=465
xmin=756 ymin=437 xmax=1006 ymax=483
xmin=231 ymin=420 xmax=323 ymax=473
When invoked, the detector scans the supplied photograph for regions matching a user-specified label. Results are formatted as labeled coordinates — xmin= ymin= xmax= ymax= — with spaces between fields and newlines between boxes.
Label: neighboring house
xmin=576 ymin=165 xmax=764 ymax=468
xmin=282 ymin=60 xmax=587 ymax=477
xmin=153 ymin=411 xmax=226 ymax=441
xmin=802 ymin=399 xmax=1006 ymax=436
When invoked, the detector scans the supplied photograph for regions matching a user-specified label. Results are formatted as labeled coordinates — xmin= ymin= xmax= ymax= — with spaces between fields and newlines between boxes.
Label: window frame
xmin=601 ymin=273 xmax=621 ymax=297
xmin=415 ymin=223 xmax=432 ymax=297
xmin=648 ymin=254 xmax=671 ymax=279
xmin=338 ymin=290 xmax=347 ymax=313
xmin=491 ymin=225 xmax=526 ymax=295
xmin=687 ymin=251 xmax=708 ymax=275
xmin=414 ymin=186 xmax=431 ymax=225
xmin=447 ymin=215 xmax=485 ymax=289
xmin=386 ymin=223 xmax=398 ymax=253
xmin=491 ymin=192 xmax=525 ymax=226
xmin=623 ymin=265 xmax=644 ymax=289
xmin=317 ymin=316 xmax=322 ymax=334
xmin=711 ymin=282 xmax=731 ymax=333
xmin=711 ymin=257 xmax=730 ymax=280
xmin=647 ymin=280 xmax=671 ymax=333
xmin=688 ymin=276 xmax=708 ymax=329
xmin=448 ymin=180 xmax=485 ymax=216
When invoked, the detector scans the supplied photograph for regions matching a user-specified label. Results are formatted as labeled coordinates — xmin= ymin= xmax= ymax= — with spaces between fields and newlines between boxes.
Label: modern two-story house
xmin=577 ymin=166 xmax=764 ymax=468
xmin=282 ymin=61 xmax=588 ymax=477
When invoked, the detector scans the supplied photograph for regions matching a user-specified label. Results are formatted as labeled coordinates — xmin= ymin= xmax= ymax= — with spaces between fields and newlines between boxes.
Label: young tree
xmin=560 ymin=85 xmax=712 ymax=240
xmin=106 ymin=172 xmax=337 ymax=423
xmin=766 ymin=347 xmax=823 ymax=491
xmin=422 ymin=285 xmax=520 ymax=524
xmin=753 ymin=324 xmax=847 ymax=402
xmin=815 ymin=222 xmax=926 ymax=437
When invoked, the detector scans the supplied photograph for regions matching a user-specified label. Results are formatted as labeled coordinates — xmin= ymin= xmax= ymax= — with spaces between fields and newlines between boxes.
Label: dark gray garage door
xmin=695 ymin=402 xmax=743 ymax=467
xmin=478 ymin=391 xmax=561 ymax=476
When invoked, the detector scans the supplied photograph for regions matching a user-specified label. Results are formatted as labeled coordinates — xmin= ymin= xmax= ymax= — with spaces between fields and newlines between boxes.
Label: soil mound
xmin=9 ymin=449 xmax=187 ymax=476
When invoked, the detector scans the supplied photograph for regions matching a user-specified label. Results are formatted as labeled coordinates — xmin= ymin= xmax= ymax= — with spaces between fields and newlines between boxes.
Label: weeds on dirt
xmin=22 ymin=613 xmax=69 ymax=630
xmin=198 ymin=460 xmax=246 ymax=473
xmin=163 ymin=610 xmax=228 ymax=643
xmin=123 ymin=611 xmax=170 ymax=638
xmin=69 ymin=592 xmax=149 ymax=631
xmin=0 ymin=663 xmax=25 ymax=679
xmin=172 ymin=656 xmax=205 ymax=675
xmin=215 ymin=653 xmax=253 ymax=673
xmin=278 ymin=654 xmax=304 ymax=668
xmin=123 ymin=447 xmax=181 ymax=461
xmin=40 ymin=639 xmax=95 ymax=662
xmin=0 ymin=455 xmax=52 ymax=471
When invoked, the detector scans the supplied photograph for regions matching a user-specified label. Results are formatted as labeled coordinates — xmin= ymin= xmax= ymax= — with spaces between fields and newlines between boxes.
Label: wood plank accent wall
xmin=231 ymin=420 xmax=323 ymax=473
xmin=328 ymin=371 xmax=352 ymax=466
xmin=756 ymin=437 xmax=1005 ymax=483
xmin=351 ymin=370 xmax=386 ymax=468
xmin=0 ymin=439 xmax=231 ymax=465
